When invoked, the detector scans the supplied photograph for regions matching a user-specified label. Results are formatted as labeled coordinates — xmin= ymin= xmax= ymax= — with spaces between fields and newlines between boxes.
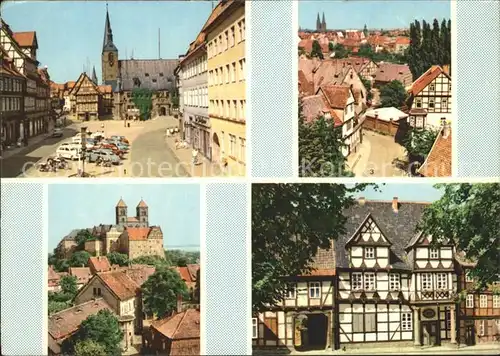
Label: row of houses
xmin=1 ymin=19 xmax=53 ymax=148
xmin=48 ymin=255 xmax=200 ymax=355
xmin=175 ymin=0 xmax=246 ymax=175
xmin=252 ymin=198 xmax=500 ymax=353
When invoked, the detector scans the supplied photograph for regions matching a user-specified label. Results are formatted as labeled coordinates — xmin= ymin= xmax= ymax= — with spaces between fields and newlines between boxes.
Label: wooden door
xmin=465 ymin=325 xmax=475 ymax=346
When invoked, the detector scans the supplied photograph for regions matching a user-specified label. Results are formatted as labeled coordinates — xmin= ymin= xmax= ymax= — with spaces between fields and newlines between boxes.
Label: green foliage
xmin=357 ymin=44 xmax=374 ymax=58
xmin=60 ymin=275 xmax=78 ymax=296
xmin=165 ymin=250 xmax=199 ymax=267
xmin=194 ymin=268 xmax=200 ymax=303
xmin=48 ymin=300 xmax=72 ymax=315
xmin=298 ymin=98 xmax=352 ymax=177
xmin=142 ymin=267 xmax=189 ymax=318
xmin=418 ymin=183 xmax=500 ymax=287
xmin=49 ymin=253 xmax=70 ymax=272
xmin=49 ymin=291 xmax=74 ymax=303
xmin=131 ymin=88 xmax=154 ymax=120
xmin=63 ymin=310 xmax=123 ymax=356
xmin=252 ymin=183 xmax=372 ymax=311
xmin=106 ymin=252 xmax=129 ymax=267
xmin=69 ymin=250 xmax=91 ymax=268
xmin=360 ymin=76 xmax=373 ymax=101
xmin=331 ymin=44 xmax=349 ymax=59
xmin=130 ymin=255 xmax=168 ymax=268
xmin=403 ymin=127 xmax=439 ymax=161
xmin=74 ymin=340 xmax=107 ymax=356
xmin=171 ymin=93 xmax=179 ymax=109
xmin=310 ymin=40 xmax=324 ymax=60
xmin=75 ymin=230 xmax=98 ymax=249
xmin=408 ymin=19 xmax=451 ymax=79
xmin=380 ymin=80 xmax=407 ymax=108
xmin=328 ymin=42 xmax=334 ymax=52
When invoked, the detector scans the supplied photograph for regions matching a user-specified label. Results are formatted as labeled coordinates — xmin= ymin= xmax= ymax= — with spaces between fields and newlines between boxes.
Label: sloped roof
xmin=48 ymin=265 xmax=61 ymax=281
xmin=121 ymin=265 xmax=156 ymax=286
xmin=317 ymin=84 xmax=352 ymax=110
xmin=186 ymin=264 xmax=199 ymax=281
xmin=69 ymin=267 xmax=92 ymax=284
xmin=118 ymin=59 xmax=178 ymax=92
xmin=97 ymin=271 xmax=139 ymax=300
xmin=12 ymin=31 xmax=37 ymax=48
xmin=125 ymin=227 xmax=151 ymax=241
xmin=409 ymin=65 xmax=450 ymax=96
xmin=301 ymin=94 xmax=329 ymax=122
xmin=151 ymin=309 xmax=200 ymax=340
xmin=311 ymin=60 xmax=353 ymax=90
xmin=373 ymin=63 xmax=411 ymax=84
xmin=331 ymin=200 xmax=429 ymax=270
xmin=137 ymin=199 xmax=148 ymax=208
xmin=418 ymin=127 xmax=452 ymax=177
xmin=88 ymin=256 xmax=112 ymax=273
xmin=116 ymin=198 xmax=127 ymax=207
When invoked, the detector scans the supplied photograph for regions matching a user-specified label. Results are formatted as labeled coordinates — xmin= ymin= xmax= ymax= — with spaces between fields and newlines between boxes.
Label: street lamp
xmin=80 ymin=126 xmax=87 ymax=177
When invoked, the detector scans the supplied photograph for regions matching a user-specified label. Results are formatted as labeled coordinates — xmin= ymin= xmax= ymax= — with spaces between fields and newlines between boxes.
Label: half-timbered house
xmin=405 ymin=231 xmax=458 ymax=346
xmin=456 ymin=255 xmax=500 ymax=346
xmin=69 ymin=72 xmax=102 ymax=121
xmin=253 ymin=242 xmax=336 ymax=352
xmin=406 ymin=65 xmax=452 ymax=129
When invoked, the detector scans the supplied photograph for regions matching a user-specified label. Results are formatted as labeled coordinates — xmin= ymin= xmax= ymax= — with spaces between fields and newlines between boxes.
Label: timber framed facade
xmin=252 ymin=198 xmax=499 ymax=354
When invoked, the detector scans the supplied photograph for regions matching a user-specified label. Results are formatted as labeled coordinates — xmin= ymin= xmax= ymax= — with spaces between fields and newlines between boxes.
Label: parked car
xmin=110 ymin=135 xmax=129 ymax=144
xmin=58 ymin=142 xmax=80 ymax=150
xmin=91 ymin=131 xmax=105 ymax=140
xmin=52 ymin=128 xmax=63 ymax=138
xmin=56 ymin=146 xmax=84 ymax=160
xmin=72 ymin=138 xmax=96 ymax=150
xmin=86 ymin=149 xmax=120 ymax=165
xmin=104 ymin=140 xmax=129 ymax=151
xmin=98 ymin=143 xmax=125 ymax=157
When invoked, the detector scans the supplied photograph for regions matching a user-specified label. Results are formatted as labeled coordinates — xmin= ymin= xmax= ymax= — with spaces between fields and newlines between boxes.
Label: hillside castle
xmin=56 ymin=198 xmax=164 ymax=260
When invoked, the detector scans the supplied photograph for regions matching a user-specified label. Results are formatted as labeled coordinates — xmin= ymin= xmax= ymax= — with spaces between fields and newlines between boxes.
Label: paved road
xmin=0 ymin=125 xmax=80 ymax=178
xmin=129 ymin=126 xmax=188 ymax=177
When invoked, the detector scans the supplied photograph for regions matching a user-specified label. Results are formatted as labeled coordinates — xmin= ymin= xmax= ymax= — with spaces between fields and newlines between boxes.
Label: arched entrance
xmin=293 ymin=313 xmax=328 ymax=351
xmin=160 ymin=106 xmax=167 ymax=116
xmin=212 ymin=132 xmax=221 ymax=163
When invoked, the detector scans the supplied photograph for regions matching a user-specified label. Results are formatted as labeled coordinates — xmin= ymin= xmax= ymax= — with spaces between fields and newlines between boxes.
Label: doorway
xmin=212 ymin=133 xmax=220 ymax=163
xmin=465 ymin=324 xmax=475 ymax=346
xmin=160 ymin=107 xmax=166 ymax=116
xmin=295 ymin=314 xmax=328 ymax=351
xmin=421 ymin=321 xmax=440 ymax=346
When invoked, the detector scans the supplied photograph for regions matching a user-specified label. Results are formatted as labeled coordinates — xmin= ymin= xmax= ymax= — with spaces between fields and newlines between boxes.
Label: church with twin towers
xmin=316 ymin=12 xmax=327 ymax=32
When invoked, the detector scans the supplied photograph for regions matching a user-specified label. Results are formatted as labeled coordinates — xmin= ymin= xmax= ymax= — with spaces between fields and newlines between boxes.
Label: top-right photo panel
xmin=298 ymin=0 xmax=452 ymax=178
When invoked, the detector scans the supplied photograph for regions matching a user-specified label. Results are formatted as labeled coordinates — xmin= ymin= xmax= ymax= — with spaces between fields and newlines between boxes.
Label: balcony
xmin=413 ymin=289 xmax=455 ymax=302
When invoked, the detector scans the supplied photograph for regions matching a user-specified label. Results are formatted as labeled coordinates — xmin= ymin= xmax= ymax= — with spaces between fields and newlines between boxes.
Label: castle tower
xmin=316 ymin=13 xmax=321 ymax=32
xmin=116 ymin=198 xmax=127 ymax=225
xmin=321 ymin=12 xmax=326 ymax=32
xmin=136 ymin=199 xmax=149 ymax=227
xmin=102 ymin=2 xmax=119 ymax=87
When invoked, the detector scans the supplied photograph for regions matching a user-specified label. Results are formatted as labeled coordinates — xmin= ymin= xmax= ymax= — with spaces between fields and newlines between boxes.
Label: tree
xmin=106 ymin=252 xmax=129 ymax=267
xmin=418 ymin=183 xmax=500 ymax=287
xmin=48 ymin=291 xmax=74 ymax=303
xmin=142 ymin=267 xmax=189 ymax=318
xmin=74 ymin=340 xmax=107 ymax=356
xmin=60 ymin=275 xmax=78 ymax=296
xmin=63 ymin=310 xmax=123 ymax=356
xmin=331 ymin=44 xmax=349 ymax=59
xmin=379 ymin=80 xmax=407 ymax=108
xmin=431 ymin=19 xmax=442 ymax=66
xmin=165 ymin=250 xmax=199 ymax=266
xmin=130 ymin=255 xmax=168 ymax=268
xmin=310 ymin=40 xmax=324 ymax=60
xmin=298 ymin=98 xmax=352 ymax=177
xmin=360 ymin=76 xmax=373 ymax=101
xmin=75 ymin=230 xmax=97 ymax=249
xmin=69 ymin=250 xmax=91 ymax=267
xmin=328 ymin=42 xmax=334 ymax=52
xmin=252 ymin=183 xmax=371 ymax=311
xmin=193 ymin=268 xmax=200 ymax=303
xmin=408 ymin=20 xmax=423 ymax=79
xmin=403 ymin=127 xmax=439 ymax=162
xmin=131 ymin=88 xmax=154 ymax=120
xmin=48 ymin=300 xmax=72 ymax=315
xmin=357 ymin=44 xmax=374 ymax=59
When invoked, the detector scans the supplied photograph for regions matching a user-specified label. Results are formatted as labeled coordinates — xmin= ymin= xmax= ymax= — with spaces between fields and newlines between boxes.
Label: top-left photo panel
xmin=1 ymin=0 xmax=246 ymax=178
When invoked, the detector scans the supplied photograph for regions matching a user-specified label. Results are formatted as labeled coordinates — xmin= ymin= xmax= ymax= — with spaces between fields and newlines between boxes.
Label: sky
xmin=350 ymin=183 xmax=444 ymax=203
xmin=299 ymin=0 xmax=451 ymax=30
xmin=1 ymin=0 xmax=214 ymax=83
xmin=48 ymin=183 xmax=200 ymax=251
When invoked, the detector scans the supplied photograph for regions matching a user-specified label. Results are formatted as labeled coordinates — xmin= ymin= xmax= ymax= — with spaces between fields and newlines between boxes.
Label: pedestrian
xmin=192 ymin=148 xmax=198 ymax=165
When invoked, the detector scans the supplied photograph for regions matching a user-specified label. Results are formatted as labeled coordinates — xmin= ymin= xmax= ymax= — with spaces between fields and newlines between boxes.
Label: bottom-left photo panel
xmin=47 ymin=183 xmax=201 ymax=356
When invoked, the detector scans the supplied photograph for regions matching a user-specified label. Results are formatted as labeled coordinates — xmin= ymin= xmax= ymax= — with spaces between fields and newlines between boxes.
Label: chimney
xmin=176 ymin=294 xmax=183 ymax=314
xmin=392 ymin=197 xmax=399 ymax=213
xmin=358 ymin=197 xmax=366 ymax=206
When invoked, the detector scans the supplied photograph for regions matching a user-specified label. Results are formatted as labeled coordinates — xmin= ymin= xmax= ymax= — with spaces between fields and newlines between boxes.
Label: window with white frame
xmin=364 ymin=272 xmax=375 ymax=291
xmin=252 ymin=318 xmax=258 ymax=339
xmin=436 ymin=273 xmax=448 ymax=290
xmin=389 ymin=273 xmax=400 ymax=290
xmin=429 ymin=249 xmax=439 ymax=259
xmin=493 ymin=295 xmax=500 ymax=308
xmin=466 ymin=294 xmax=474 ymax=308
xmin=480 ymin=295 xmax=487 ymax=308
xmin=352 ymin=272 xmax=363 ymax=291
xmin=401 ymin=312 xmax=412 ymax=331
xmin=479 ymin=320 xmax=485 ymax=336
xmin=225 ymin=64 xmax=230 ymax=83
xmin=429 ymin=98 xmax=435 ymax=108
xmin=422 ymin=273 xmax=433 ymax=290
xmin=364 ymin=247 xmax=375 ymax=259
xmin=309 ymin=282 xmax=321 ymax=298
xmin=285 ymin=283 xmax=297 ymax=299
xmin=416 ymin=98 xmax=422 ymax=108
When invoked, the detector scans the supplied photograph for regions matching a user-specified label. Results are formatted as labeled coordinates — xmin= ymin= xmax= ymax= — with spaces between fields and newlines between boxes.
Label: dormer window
xmin=430 ymin=249 xmax=439 ymax=259
xmin=365 ymin=247 xmax=375 ymax=259
xmin=145 ymin=73 xmax=150 ymax=77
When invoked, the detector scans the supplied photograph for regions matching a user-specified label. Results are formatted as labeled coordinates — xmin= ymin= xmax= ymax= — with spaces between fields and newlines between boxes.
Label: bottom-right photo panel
xmin=252 ymin=183 xmax=500 ymax=355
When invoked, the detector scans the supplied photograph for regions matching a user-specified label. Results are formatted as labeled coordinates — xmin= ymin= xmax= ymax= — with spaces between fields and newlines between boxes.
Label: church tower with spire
xmin=316 ymin=13 xmax=321 ymax=32
xmin=321 ymin=12 xmax=327 ymax=32
xmin=101 ymin=2 xmax=119 ymax=88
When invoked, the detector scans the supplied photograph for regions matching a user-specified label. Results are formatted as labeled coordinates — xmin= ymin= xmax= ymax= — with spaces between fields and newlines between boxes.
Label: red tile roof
xmin=418 ymin=126 xmax=452 ymax=177
xmin=122 ymin=265 xmax=156 ymax=286
xmin=186 ymin=264 xmax=199 ymax=281
xmin=98 ymin=85 xmax=112 ymax=94
xmin=126 ymin=227 xmax=151 ymax=241
xmin=373 ymin=63 xmax=411 ymax=84
xmin=98 ymin=271 xmax=139 ymax=300
xmin=12 ymin=31 xmax=36 ymax=47
xmin=151 ymin=309 xmax=200 ymax=339
xmin=298 ymin=39 xmax=329 ymax=54
xmin=176 ymin=267 xmax=193 ymax=283
xmin=317 ymin=84 xmax=352 ymax=110
xmin=409 ymin=65 xmax=450 ymax=96
xmin=48 ymin=266 xmax=60 ymax=281
xmin=298 ymin=70 xmax=315 ymax=96
xmin=127 ymin=217 xmax=139 ymax=223
xmin=69 ymin=267 xmax=92 ymax=284
xmin=137 ymin=199 xmax=148 ymax=208
xmin=395 ymin=37 xmax=410 ymax=45
xmin=88 ymin=256 xmax=111 ymax=273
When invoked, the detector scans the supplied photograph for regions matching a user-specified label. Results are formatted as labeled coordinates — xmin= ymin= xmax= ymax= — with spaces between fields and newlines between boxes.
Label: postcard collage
xmin=1 ymin=0 xmax=499 ymax=355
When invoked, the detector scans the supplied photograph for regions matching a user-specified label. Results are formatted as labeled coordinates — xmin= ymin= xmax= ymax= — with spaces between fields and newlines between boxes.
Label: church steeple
xmin=316 ymin=13 xmax=321 ymax=32
xmin=92 ymin=65 xmax=98 ymax=84
xmin=321 ymin=12 xmax=326 ymax=32
xmin=102 ymin=2 xmax=118 ymax=54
